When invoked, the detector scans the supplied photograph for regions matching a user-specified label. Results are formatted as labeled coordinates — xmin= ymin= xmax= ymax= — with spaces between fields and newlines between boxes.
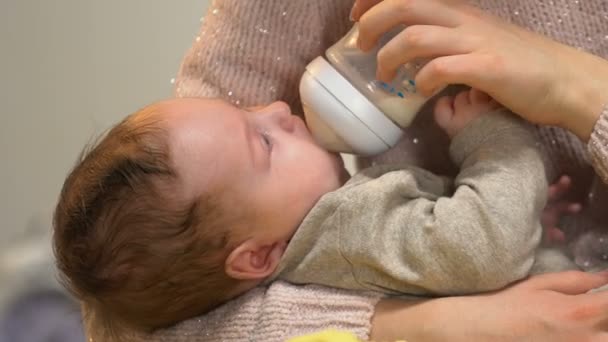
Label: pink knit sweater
xmin=103 ymin=1 xmax=608 ymax=341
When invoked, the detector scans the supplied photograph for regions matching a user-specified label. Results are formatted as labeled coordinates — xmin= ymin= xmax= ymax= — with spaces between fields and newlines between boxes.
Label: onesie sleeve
xmin=331 ymin=110 xmax=547 ymax=295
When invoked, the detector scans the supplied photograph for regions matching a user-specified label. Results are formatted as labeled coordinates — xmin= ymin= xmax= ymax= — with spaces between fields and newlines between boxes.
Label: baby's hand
xmin=542 ymin=175 xmax=583 ymax=245
xmin=434 ymin=89 xmax=500 ymax=138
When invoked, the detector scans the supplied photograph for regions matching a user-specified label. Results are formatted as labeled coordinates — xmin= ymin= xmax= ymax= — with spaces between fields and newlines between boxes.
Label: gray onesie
xmin=271 ymin=110 xmax=549 ymax=296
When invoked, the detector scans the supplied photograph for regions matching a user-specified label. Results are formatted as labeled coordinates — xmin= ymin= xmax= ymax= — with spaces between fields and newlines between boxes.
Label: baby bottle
xmin=300 ymin=25 xmax=431 ymax=156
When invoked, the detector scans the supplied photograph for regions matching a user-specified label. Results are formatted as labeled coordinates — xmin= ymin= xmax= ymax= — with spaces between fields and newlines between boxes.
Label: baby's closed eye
xmin=259 ymin=130 xmax=273 ymax=151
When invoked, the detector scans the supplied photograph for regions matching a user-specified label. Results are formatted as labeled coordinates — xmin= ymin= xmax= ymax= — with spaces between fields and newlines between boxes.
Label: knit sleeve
xmin=588 ymin=105 xmax=608 ymax=184
xmin=174 ymin=0 xmax=352 ymax=114
xmin=150 ymin=281 xmax=381 ymax=342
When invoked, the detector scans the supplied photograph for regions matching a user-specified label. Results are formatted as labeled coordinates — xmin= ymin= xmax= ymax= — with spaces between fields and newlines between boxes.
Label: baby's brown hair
xmin=53 ymin=105 xmax=240 ymax=336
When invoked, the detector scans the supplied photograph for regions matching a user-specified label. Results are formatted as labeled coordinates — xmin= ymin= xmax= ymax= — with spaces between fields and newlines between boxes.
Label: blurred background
xmin=0 ymin=0 xmax=210 ymax=340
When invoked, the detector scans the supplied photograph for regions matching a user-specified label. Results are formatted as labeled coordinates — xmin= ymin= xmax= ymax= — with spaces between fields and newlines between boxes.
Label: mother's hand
xmin=372 ymin=271 xmax=608 ymax=342
xmin=457 ymin=271 xmax=608 ymax=342
xmin=353 ymin=0 xmax=608 ymax=141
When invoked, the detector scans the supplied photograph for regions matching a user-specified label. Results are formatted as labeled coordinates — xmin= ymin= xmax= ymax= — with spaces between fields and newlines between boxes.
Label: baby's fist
xmin=434 ymin=89 xmax=499 ymax=138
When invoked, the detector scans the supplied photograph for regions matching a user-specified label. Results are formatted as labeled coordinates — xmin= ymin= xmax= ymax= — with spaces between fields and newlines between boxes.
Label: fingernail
xmin=349 ymin=3 xmax=359 ymax=22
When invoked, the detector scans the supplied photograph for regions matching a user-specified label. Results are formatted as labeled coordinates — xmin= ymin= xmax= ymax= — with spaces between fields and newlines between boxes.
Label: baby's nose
xmin=265 ymin=102 xmax=295 ymax=133
xmin=273 ymin=111 xmax=295 ymax=133
xmin=265 ymin=101 xmax=291 ymax=116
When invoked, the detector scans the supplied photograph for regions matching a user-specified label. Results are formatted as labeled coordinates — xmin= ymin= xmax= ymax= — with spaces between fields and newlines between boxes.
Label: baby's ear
xmin=225 ymin=240 xmax=287 ymax=280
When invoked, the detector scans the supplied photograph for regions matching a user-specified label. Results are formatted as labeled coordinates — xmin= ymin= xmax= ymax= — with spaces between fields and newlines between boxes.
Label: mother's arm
xmin=152 ymin=281 xmax=382 ymax=341
xmin=149 ymin=272 xmax=608 ymax=341
xmin=371 ymin=271 xmax=608 ymax=342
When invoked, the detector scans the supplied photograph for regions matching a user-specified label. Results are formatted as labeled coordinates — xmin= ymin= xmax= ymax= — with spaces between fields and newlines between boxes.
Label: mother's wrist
xmin=562 ymin=92 xmax=603 ymax=142
xmin=559 ymin=51 xmax=608 ymax=141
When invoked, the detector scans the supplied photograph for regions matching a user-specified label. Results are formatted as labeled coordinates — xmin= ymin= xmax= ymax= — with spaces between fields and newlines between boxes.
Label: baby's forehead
xmin=156 ymin=98 xmax=244 ymax=201
xmin=155 ymin=98 xmax=239 ymax=130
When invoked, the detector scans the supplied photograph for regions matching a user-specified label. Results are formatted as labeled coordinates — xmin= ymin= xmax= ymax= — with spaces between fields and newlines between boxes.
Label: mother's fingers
xmin=589 ymin=285 xmax=608 ymax=307
xmin=352 ymin=0 xmax=469 ymax=21
xmin=522 ymin=271 xmax=608 ymax=294
xmin=376 ymin=25 xmax=474 ymax=81
xmin=414 ymin=53 xmax=501 ymax=97
xmin=358 ymin=0 xmax=464 ymax=51
xmin=350 ymin=0 xmax=383 ymax=22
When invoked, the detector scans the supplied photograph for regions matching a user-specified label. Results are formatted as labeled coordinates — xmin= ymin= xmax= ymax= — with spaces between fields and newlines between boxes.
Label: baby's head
xmin=53 ymin=98 xmax=346 ymax=333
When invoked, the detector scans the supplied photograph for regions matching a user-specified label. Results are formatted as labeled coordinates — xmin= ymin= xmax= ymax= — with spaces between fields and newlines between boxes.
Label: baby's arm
xmin=424 ymin=90 xmax=547 ymax=292
xmin=335 ymin=90 xmax=547 ymax=295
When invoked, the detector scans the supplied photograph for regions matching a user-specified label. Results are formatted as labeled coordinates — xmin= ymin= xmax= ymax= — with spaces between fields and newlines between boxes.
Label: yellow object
xmin=288 ymin=330 xmax=361 ymax=342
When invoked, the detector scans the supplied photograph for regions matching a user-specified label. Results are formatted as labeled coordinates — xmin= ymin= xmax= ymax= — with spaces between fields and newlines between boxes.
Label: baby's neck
xmin=339 ymin=167 xmax=351 ymax=186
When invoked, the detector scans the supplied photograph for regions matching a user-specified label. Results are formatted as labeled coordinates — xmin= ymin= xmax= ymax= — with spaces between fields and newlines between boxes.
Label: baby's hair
xmin=53 ymin=104 xmax=240 ymax=336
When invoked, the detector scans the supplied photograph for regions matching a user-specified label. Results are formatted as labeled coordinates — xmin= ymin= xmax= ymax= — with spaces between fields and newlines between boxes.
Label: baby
xmin=53 ymin=88 xmax=549 ymax=333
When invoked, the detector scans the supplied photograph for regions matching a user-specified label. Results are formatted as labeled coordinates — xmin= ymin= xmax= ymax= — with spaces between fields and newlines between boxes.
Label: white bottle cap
xmin=299 ymin=57 xmax=403 ymax=156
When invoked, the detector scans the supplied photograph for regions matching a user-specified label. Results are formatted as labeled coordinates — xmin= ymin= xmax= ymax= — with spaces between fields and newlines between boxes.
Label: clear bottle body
xmin=326 ymin=25 xmax=428 ymax=128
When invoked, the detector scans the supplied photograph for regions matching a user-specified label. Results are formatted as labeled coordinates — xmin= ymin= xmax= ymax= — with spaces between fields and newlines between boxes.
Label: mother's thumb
xmin=524 ymin=271 xmax=608 ymax=294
